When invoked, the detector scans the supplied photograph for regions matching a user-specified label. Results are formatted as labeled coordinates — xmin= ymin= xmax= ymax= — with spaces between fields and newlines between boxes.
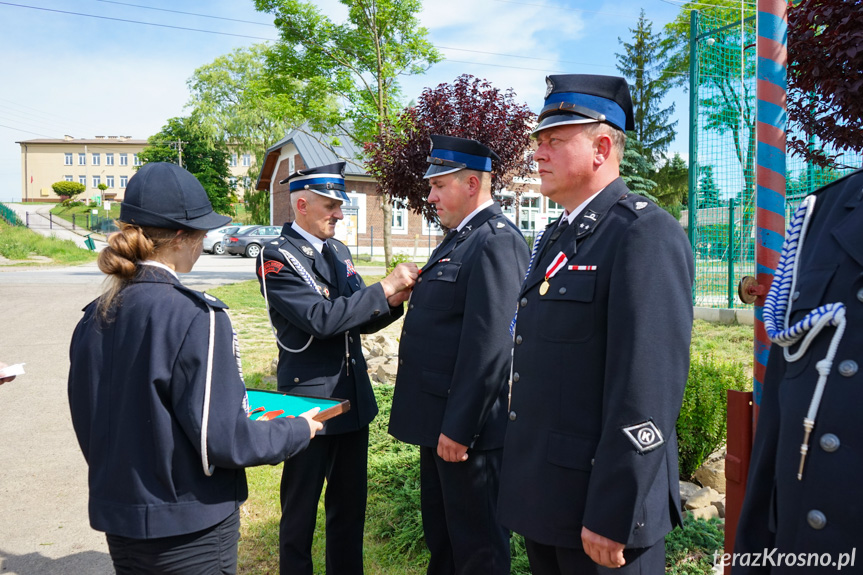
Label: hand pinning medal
xmin=540 ymin=252 xmax=568 ymax=295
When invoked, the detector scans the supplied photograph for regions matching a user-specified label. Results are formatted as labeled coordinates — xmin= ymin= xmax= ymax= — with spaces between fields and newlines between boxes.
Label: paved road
xmin=0 ymin=250 xmax=384 ymax=574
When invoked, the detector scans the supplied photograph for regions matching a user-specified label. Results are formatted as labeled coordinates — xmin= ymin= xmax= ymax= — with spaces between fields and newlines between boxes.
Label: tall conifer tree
xmin=616 ymin=9 xmax=677 ymax=162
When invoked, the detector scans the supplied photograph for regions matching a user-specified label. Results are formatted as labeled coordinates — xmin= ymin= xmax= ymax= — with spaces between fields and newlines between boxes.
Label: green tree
xmin=654 ymin=153 xmax=689 ymax=217
xmin=616 ymin=9 xmax=677 ymax=162
xmin=186 ymin=44 xmax=317 ymax=224
xmin=254 ymin=0 xmax=442 ymax=266
xmin=620 ymin=132 xmax=659 ymax=202
xmin=51 ymin=180 xmax=86 ymax=204
xmin=697 ymin=165 xmax=720 ymax=209
xmin=663 ymin=2 xmax=757 ymax=202
xmin=139 ymin=117 xmax=234 ymax=215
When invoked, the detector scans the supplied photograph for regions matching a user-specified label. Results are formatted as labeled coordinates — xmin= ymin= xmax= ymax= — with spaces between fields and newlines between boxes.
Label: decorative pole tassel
xmin=798 ymin=417 xmax=814 ymax=480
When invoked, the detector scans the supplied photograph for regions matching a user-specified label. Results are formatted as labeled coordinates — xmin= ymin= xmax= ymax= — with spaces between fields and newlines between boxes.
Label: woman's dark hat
xmin=119 ymin=162 xmax=232 ymax=231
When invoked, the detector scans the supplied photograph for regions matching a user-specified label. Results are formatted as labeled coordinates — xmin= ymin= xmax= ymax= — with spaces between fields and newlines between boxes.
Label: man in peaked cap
xmin=389 ymin=135 xmax=529 ymax=574
xmin=256 ymin=161 xmax=418 ymax=575
xmin=497 ymin=75 xmax=694 ymax=574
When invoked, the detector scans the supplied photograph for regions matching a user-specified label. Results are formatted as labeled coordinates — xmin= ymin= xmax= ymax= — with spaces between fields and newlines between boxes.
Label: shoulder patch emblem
xmin=203 ymin=292 xmax=217 ymax=301
xmin=635 ymin=201 xmax=648 ymax=210
xmin=622 ymin=420 xmax=664 ymax=454
xmin=497 ymin=222 xmax=505 ymax=228
xmin=260 ymin=260 xmax=284 ymax=276
xmin=270 ymin=240 xmax=279 ymax=245
xmin=301 ymin=245 xmax=315 ymax=257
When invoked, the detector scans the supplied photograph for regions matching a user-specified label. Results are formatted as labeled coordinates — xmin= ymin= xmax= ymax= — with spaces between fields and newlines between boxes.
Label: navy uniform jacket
xmin=734 ymin=169 xmax=863 ymax=573
xmin=389 ymin=204 xmax=529 ymax=450
xmin=256 ymin=224 xmax=403 ymax=435
xmin=498 ymin=177 xmax=694 ymax=549
xmin=68 ymin=266 xmax=311 ymax=539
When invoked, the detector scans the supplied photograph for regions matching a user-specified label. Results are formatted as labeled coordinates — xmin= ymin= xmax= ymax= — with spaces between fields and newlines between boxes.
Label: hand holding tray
xmin=247 ymin=389 xmax=350 ymax=423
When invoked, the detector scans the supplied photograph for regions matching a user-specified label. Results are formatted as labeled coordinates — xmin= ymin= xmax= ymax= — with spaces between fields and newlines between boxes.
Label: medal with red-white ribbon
xmin=539 ymin=252 xmax=568 ymax=295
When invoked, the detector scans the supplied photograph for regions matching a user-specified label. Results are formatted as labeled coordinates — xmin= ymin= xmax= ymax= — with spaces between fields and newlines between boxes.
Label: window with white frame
xmin=133 ymin=154 xmax=141 ymax=166
xmin=106 ymin=153 xmax=114 ymax=166
xmin=93 ymin=175 xmax=101 ymax=188
xmin=119 ymin=153 xmax=128 ymax=166
xmin=228 ymin=176 xmax=237 ymax=189
xmin=422 ymin=215 xmax=443 ymax=236
xmin=64 ymin=153 xmax=73 ymax=165
xmin=230 ymin=154 xmax=237 ymax=167
xmin=106 ymin=175 xmax=115 ymax=188
xmin=65 ymin=175 xmax=73 ymax=182
xmin=92 ymin=153 xmax=100 ymax=166
xmin=120 ymin=175 xmax=128 ymax=188
xmin=346 ymin=192 xmax=367 ymax=234
xmin=78 ymin=153 xmax=86 ymax=166
xmin=243 ymin=176 xmax=251 ymax=188
xmin=546 ymin=198 xmax=565 ymax=217
xmin=519 ymin=195 xmax=540 ymax=232
xmin=242 ymin=153 xmax=251 ymax=167
xmin=78 ymin=175 xmax=86 ymax=185
xmin=391 ymin=199 xmax=408 ymax=234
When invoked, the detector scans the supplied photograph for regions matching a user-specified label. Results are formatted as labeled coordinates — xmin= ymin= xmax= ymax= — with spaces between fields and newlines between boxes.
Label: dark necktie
xmin=318 ymin=241 xmax=335 ymax=281
xmin=540 ymin=218 xmax=570 ymax=260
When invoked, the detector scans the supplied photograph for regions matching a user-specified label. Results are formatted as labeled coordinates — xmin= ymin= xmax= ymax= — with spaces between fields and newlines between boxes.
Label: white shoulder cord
xmin=260 ymin=250 xmax=316 ymax=353
xmin=200 ymin=307 xmax=216 ymax=477
xmin=762 ymin=195 xmax=847 ymax=480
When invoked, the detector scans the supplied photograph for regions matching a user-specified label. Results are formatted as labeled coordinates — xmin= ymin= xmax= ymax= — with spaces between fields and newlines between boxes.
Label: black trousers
xmin=524 ymin=537 xmax=665 ymax=575
xmin=106 ymin=508 xmax=240 ymax=575
xmin=420 ymin=446 xmax=510 ymax=575
xmin=279 ymin=426 xmax=369 ymax=575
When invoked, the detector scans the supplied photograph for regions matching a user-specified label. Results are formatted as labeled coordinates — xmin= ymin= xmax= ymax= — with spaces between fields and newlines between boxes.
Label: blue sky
xmin=0 ymin=0 xmax=693 ymax=202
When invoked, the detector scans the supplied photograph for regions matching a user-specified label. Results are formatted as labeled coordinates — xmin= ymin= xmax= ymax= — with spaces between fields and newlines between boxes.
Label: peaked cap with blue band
xmin=534 ymin=74 xmax=634 ymax=135
xmin=424 ymin=135 xmax=501 ymax=179
xmin=280 ymin=161 xmax=349 ymax=203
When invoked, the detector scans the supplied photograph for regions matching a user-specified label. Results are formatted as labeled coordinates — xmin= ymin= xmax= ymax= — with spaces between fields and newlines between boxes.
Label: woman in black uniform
xmin=68 ymin=162 xmax=322 ymax=574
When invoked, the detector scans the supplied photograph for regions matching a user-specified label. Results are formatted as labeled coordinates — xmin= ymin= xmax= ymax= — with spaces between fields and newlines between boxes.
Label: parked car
xmin=224 ymin=225 xmax=283 ymax=258
xmin=203 ymin=224 xmax=241 ymax=255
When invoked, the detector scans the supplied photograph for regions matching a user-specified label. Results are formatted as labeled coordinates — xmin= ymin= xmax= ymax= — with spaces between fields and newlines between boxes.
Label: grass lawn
xmin=210 ymin=279 xmax=753 ymax=574
xmin=0 ymin=220 xmax=97 ymax=265
xmin=50 ymin=202 xmax=121 ymax=229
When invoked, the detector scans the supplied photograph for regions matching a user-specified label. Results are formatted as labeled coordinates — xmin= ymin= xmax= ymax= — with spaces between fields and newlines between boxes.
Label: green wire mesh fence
xmin=688 ymin=9 xmax=860 ymax=308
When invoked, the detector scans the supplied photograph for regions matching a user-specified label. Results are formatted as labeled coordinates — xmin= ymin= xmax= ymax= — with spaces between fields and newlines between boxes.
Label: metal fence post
xmin=728 ymin=199 xmax=735 ymax=308
xmin=49 ymin=213 xmax=53 ymax=229
xmin=26 ymin=212 xmax=29 ymax=227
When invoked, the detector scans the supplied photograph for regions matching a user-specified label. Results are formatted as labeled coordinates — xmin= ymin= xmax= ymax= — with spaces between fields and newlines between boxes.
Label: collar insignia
xmin=635 ymin=201 xmax=648 ymax=210
xmin=301 ymin=245 xmax=314 ymax=257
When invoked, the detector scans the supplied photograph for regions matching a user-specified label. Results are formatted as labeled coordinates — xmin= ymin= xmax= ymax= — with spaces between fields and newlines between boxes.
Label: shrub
xmin=51 ymin=180 xmax=86 ymax=204
xmin=665 ymin=516 xmax=724 ymax=574
xmin=677 ymin=353 xmax=749 ymax=478
xmin=386 ymin=253 xmax=414 ymax=274
xmin=367 ymin=384 xmax=428 ymax=567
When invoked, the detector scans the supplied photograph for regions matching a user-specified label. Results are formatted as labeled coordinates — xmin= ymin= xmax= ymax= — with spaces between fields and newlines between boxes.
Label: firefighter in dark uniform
xmin=256 ymin=162 xmax=418 ymax=575
xmin=497 ymin=75 xmax=695 ymax=574
xmin=388 ymin=135 xmax=529 ymax=574
xmin=67 ymin=162 xmax=322 ymax=574
xmin=733 ymin=168 xmax=863 ymax=574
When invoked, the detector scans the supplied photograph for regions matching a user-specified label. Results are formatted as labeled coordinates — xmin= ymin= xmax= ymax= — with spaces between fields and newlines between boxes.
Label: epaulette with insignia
xmin=176 ymin=285 xmax=229 ymax=309
xmin=619 ymin=194 xmax=655 ymax=215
